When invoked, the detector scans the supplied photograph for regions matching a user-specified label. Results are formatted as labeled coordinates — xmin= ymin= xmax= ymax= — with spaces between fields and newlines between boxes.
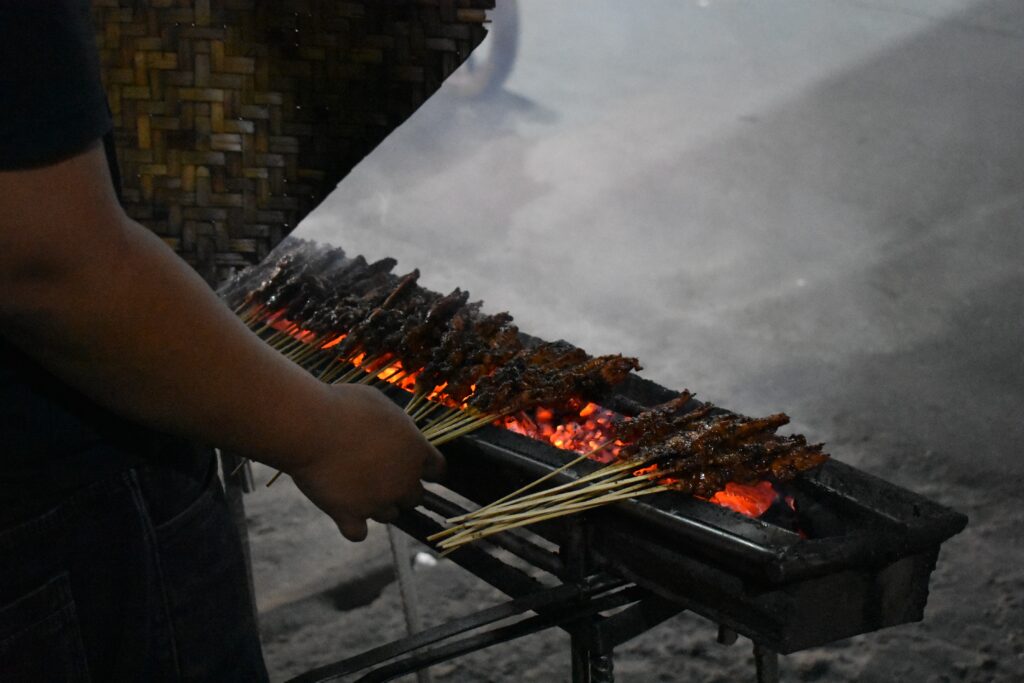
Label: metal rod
xmin=565 ymin=521 xmax=595 ymax=683
xmin=590 ymin=653 xmax=614 ymax=683
xmin=394 ymin=507 xmax=545 ymax=600
xmin=753 ymin=643 xmax=780 ymax=683
xmin=591 ymin=597 xmax=685 ymax=652
xmin=353 ymin=589 xmax=641 ymax=683
xmin=717 ymin=625 xmax=739 ymax=646
xmin=287 ymin=580 xmax=629 ymax=683
xmin=418 ymin=492 xmax=565 ymax=577
xmin=218 ymin=450 xmax=259 ymax=632
xmin=387 ymin=527 xmax=431 ymax=683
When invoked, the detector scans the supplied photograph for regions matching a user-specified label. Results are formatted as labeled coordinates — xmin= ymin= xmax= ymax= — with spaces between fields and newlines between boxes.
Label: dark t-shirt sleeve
xmin=0 ymin=0 xmax=112 ymax=169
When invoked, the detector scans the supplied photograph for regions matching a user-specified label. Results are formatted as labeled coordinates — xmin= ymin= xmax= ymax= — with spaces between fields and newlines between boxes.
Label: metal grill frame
xmin=285 ymin=374 xmax=966 ymax=682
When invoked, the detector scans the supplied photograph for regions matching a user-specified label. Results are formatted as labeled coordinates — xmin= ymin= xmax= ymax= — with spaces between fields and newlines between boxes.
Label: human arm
xmin=0 ymin=142 xmax=443 ymax=541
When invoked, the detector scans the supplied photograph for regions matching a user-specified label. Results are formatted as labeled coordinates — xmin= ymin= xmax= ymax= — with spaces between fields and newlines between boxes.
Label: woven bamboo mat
xmin=93 ymin=0 xmax=493 ymax=284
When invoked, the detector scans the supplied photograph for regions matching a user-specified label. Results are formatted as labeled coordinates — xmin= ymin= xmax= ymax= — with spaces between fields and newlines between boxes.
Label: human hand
xmin=285 ymin=384 xmax=445 ymax=541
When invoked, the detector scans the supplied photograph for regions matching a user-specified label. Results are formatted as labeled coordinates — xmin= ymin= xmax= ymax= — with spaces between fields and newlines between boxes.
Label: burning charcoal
xmin=223 ymin=240 xmax=830 ymax=519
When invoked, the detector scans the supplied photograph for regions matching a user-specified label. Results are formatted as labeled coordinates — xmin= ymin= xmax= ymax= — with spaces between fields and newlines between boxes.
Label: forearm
xmin=1 ymin=143 xmax=442 ymax=541
xmin=0 ymin=151 xmax=328 ymax=472
xmin=29 ymin=226 xmax=328 ymax=465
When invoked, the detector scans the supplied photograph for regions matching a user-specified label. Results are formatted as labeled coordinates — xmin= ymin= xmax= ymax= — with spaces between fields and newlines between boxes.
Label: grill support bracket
xmin=287 ymin=497 xmax=783 ymax=683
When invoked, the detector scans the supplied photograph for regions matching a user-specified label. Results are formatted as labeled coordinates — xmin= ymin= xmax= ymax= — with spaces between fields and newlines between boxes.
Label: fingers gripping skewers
xmin=220 ymin=239 xmax=829 ymax=541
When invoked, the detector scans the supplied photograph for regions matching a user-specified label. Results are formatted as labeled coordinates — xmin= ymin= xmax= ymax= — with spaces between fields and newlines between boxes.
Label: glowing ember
xmin=322 ymin=334 xmax=346 ymax=349
xmin=710 ymin=481 xmax=778 ymax=518
xmin=269 ymin=311 xmax=782 ymax=519
xmin=503 ymin=403 xmax=783 ymax=519
xmin=499 ymin=402 xmax=624 ymax=463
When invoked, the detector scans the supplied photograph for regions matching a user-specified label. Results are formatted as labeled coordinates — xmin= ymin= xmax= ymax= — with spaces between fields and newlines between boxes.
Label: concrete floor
xmin=252 ymin=0 xmax=1024 ymax=679
xmin=299 ymin=0 xmax=1023 ymax=479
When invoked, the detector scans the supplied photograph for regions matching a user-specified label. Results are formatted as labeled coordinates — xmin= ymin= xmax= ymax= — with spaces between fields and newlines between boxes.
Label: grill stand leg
xmin=753 ymin=643 xmax=780 ymax=683
xmin=564 ymin=521 xmax=615 ymax=683
xmin=387 ymin=526 xmax=432 ymax=683
xmin=220 ymin=450 xmax=259 ymax=630
xmin=589 ymin=652 xmax=614 ymax=682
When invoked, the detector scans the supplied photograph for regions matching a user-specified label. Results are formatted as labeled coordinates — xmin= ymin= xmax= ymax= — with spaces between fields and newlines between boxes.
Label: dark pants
xmin=0 ymin=460 xmax=268 ymax=682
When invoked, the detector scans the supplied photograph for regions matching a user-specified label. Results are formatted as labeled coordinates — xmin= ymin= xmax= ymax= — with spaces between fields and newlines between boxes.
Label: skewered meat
xmin=397 ymin=288 xmax=470 ymax=373
xmin=228 ymin=238 xmax=829 ymax=504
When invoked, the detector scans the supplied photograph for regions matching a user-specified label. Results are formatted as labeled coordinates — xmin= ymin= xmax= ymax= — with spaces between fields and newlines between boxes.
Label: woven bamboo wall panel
xmin=92 ymin=0 xmax=493 ymax=284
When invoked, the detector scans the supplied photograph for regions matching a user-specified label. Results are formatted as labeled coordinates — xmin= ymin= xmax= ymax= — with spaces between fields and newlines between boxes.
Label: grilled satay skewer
xmin=439 ymin=405 xmax=827 ymax=548
xmin=445 ymin=393 xmax=695 ymax=525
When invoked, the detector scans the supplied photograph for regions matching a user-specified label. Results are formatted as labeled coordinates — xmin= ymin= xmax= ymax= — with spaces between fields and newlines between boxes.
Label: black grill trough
xmin=288 ymin=371 xmax=966 ymax=683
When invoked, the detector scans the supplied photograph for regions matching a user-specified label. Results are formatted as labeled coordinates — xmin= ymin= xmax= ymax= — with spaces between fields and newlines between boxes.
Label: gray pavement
xmin=256 ymin=0 xmax=1024 ymax=678
xmin=298 ymin=0 xmax=1023 ymax=481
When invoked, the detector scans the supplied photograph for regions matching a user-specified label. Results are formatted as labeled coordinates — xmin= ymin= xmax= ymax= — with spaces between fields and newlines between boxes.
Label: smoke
xmin=294 ymin=0 xmax=1022 ymax=467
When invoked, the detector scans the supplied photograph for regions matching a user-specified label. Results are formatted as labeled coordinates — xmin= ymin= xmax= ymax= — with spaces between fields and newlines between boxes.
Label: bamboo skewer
xmin=420 ymin=406 xmax=469 ymax=432
xmin=418 ymin=413 xmax=467 ymax=439
xmin=428 ymin=462 xmax=636 ymax=542
xmin=424 ymin=411 xmax=502 ymax=443
xmin=411 ymin=402 xmax=444 ymax=424
xmin=430 ymin=459 xmax=640 ymax=540
xmin=317 ymin=360 xmax=352 ymax=384
xmin=429 ymin=413 xmax=509 ymax=447
xmin=421 ymin=416 xmax=475 ymax=441
xmin=437 ymin=485 xmax=668 ymax=553
xmin=254 ymin=318 xmax=285 ymax=339
xmin=404 ymin=391 xmax=427 ymax=415
xmin=414 ymin=402 xmax=446 ymax=424
xmin=421 ymin=406 xmax=494 ymax=435
xmin=334 ymin=365 xmax=368 ymax=385
xmin=442 ymin=480 xmax=653 ymax=542
xmin=289 ymin=342 xmax=325 ymax=366
xmin=444 ymin=483 xmax=664 ymax=545
xmin=238 ymin=305 xmax=264 ymax=326
xmin=433 ymin=478 xmax=652 ymax=549
xmin=462 ymin=458 xmax=641 ymax=513
xmin=445 ymin=441 xmax=615 ymax=523
xmin=452 ymin=470 xmax=654 ymax=525
xmin=279 ymin=337 xmax=309 ymax=358
xmin=234 ymin=302 xmax=253 ymax=317
xmin=303 ymin=352 xmax=334 ymax=375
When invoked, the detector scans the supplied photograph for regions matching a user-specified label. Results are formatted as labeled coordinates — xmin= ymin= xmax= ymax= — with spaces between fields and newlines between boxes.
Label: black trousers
xmin=0 ymin=459 xmax=268 ymax=682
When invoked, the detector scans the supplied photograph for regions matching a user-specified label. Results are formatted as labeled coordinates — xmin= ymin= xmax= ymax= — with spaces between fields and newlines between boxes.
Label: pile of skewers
xmin=221 ymin=239 xmax=828 ymax=549
xmin=430 ymin=392 xmax=827 ymax=553
xmin=221 ymin=239 xmax=641 ymax=448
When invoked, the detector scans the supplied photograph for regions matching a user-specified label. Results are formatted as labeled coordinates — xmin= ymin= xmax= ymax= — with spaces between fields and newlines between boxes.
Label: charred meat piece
xmin=397 ymin=288 xmax=470 ymax=374
xmin=613 ymin=392 xmax=695 ymax=442
xmin=415 ymin=308 xmax=521 ymax=402
xmin=467 ymin=347 xmax=639 ymax=416
xmin=334 ymin=271 xmax=422 ymax=359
